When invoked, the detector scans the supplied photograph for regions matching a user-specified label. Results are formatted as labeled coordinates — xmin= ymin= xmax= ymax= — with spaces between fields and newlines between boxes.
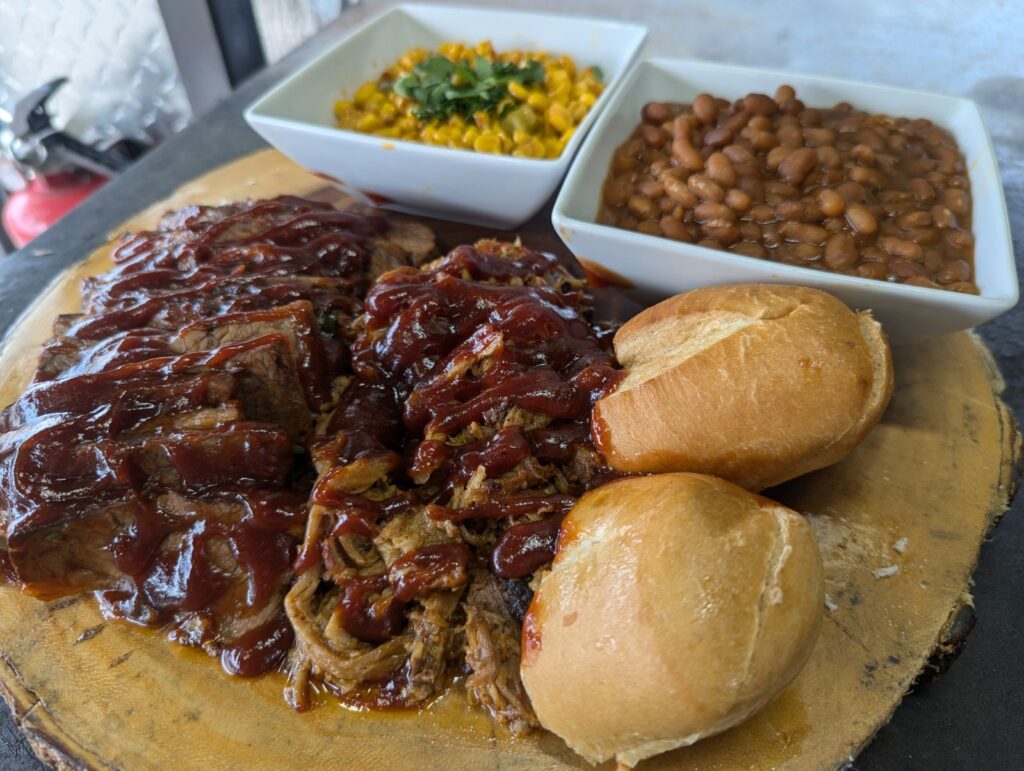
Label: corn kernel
xmin=354 ymin=81 xmax=378 ymax=107
xmin=508 ymin=81 xmax=530 ymax=101
xmin=379 ymin=102 xmax=398 ymax=124
xmin=547 ymin=68 xmax=571 ymax=86
xmin=366 ymin=91 xmax=386 ymax=109
xmin=550 ymin=83 xmax=572 ymax=104
xmin=558 ymin=55 xmax=576 ymax=78
xmin=561 ymin=126 xmax=576 ymax=144
xmin=462 ymin=126 xmax=480 ymax=145
xmin=579 ymin=91 xmax=597 ymax=108
xmin=473 ymin=111 xmax=491 ymax=130
xmin=475 ymin=40 xmax=494 ymax=57
xmin=526 ymin=91 xmax=549 ymax=110
xmin=569 ymin=100 xmax=587 ymax=123
xmin=544 ymin=137 xmax=563 ymax=157
xmin=356 ymin=113 xmax=381 ymax=132
xmin=474 ymin=131 xmax=502 ymax=153
xmin=547 ymin=103 xmax=572 ymax=134
xmin=375 ymin=126 xmax=401 ymax=138
xmin=447 ymin=114 xmax=466 ymax=131
xmin=519 ymin=138 xmax=545 ymax=157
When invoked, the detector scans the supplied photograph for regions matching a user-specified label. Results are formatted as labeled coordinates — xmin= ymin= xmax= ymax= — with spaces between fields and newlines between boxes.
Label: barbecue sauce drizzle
xmin=315 ymin=243 xmax=622 ymax=645
xmin=0 ymin=198 xmax=390 ymax=677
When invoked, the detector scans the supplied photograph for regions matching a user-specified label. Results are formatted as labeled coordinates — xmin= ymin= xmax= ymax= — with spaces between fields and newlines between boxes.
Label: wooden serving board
xmin=0 ymin=150 xmax=1018 ymax=770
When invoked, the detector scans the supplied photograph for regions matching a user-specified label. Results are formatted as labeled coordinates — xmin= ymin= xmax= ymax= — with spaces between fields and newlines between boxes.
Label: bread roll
xmin=592 ymin=284 xmax=893 ymax=491
xmin=520 ymin=473 xmax=824 ymax=767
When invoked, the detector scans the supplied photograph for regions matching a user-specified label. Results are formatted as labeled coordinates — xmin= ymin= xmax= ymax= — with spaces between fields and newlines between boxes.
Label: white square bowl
xmin=552 ymin=58 xmax=1018 ymax=343
xmin=245 ymin=4 xmax=646 ymax=229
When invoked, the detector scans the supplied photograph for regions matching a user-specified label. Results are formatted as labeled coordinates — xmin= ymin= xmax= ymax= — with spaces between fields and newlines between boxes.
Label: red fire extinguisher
xmin=1 ymin=78 xmax=147 ymax=249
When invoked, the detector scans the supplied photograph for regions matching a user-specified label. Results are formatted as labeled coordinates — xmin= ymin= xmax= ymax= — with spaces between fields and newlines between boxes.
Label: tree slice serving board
xmin=0 ymin=149 xmax=1018 ymax=771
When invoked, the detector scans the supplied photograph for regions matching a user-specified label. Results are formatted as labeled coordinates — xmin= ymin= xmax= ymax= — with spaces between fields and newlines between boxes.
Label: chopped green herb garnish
xmin=393 ymin=55 xmax=545 ymax=121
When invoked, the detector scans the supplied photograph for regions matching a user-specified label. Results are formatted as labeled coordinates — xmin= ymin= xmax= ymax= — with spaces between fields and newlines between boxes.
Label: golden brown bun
xmin=520 ymin=473 xmax=824 ymax=767
xmin=593 ymin=284 xmax=893 ymax=491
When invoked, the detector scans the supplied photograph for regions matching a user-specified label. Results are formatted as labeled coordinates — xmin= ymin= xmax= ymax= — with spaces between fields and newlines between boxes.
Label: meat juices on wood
xmin=0 ymin=198 xmax=623 ymax=734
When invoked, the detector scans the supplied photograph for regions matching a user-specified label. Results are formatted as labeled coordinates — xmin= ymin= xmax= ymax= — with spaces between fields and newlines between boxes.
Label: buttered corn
xmin=333 ymin=41 xmax=604 ymax=158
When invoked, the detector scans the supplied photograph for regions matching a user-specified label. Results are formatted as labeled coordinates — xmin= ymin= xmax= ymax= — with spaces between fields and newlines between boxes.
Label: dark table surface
xmin=1 ymin=2 xmax=1021 ymax=768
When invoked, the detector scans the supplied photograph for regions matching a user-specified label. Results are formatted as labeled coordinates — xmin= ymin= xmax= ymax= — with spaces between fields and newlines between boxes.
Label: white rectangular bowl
xmin=552 ymin=58 xmax=1018 ymax=343
xmin=245 ymin=4 xmax=646 ymax=229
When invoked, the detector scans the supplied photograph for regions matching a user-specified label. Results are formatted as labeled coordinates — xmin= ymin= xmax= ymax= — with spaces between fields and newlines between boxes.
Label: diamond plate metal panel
xmin=0 ymin=0 xmax=191 ymax=147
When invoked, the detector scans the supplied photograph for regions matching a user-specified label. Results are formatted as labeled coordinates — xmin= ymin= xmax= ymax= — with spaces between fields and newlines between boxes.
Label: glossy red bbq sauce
xmin=0 ymin=198 xmax=396 ymax=678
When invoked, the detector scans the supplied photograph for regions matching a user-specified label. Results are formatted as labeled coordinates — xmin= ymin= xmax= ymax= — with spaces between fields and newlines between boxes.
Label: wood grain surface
xmin=0 ymin=150 xmax=1018 ymax=770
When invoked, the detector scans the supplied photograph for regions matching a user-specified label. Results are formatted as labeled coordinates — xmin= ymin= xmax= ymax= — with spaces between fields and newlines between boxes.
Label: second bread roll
xmin=592 ymin=284 xmax=893 ymax=491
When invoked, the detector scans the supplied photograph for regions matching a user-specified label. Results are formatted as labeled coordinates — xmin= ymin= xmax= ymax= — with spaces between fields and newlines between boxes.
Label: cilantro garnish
xmin=393 ymin=54 xmax=545 ymax=121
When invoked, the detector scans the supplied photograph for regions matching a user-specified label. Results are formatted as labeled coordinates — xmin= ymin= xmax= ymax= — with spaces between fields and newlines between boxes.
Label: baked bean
xmin=703 ymin=223 xmax=741 ymax=244
xmin=599 ymin=85 xmax=975 ymax=293
xmin=845 ymin=204 xmax=878 ymax=236
xmin=636 ymin=178 xmax=665 ymax=198
xmin=825 ymin=233 xmax=858 ymax=268
xmin=930 ymin=205 xmax=955 ymax=230
xmin=904 ymin=227 xmax=939 ymax=245
xmin=781 ymin=222 xmax=828 ymax=244
xmin=693 ymin=93 xmax=717 ymax=125
xmin=703 ymin=125 xmax=735 ymax=148
xmin=897 ymin=210 xmax=931 ymax=229
xmin=776 ymin=200 xmax=822 ymax=222
xmin=738 ymin=222 xmax=762 ymax=241
xmin=889 ymin=259 xmax=929 ymax=278
xmin=778 ymin=147 xmax=818 ymax=185
xmin=671 ymin=140 xmax=705 ymax=171
xmin=779 ymin=98 xmax=804 ymax=116
xmin=879 ymin=236 xmax=923 ymax=261
xmin=751 ymin=131 xmax=779 ymax=152
xmin=762 ymin=224 xmax=783 ymax=246
xmin=642 ymin=101 xmax=673 ymax=125
xmin=857 ymin=263 xmax=889 ymax=280
xmin=938 ymin=259 xmax=971 ymax=284
xmin=803 ymin=127 xmax=835 ymax=147
xmin=723 ymin=144 xmax=756 ymax=165
xmin=663 ymin=176 xmax=699 ymax=208
xmin=640 ymin=124 xmax=667 ymax=148
xmin=687 ymin=174 xmax=725 ymax=202
xmin=791 ymin=242 xmax=822 ymax=259
xmin=659 ymin=215 xmax=691 ymax=241
xmin=725 ymin=188 xmax=752 ymax=212
xmin=835 ymin=181 xmax=866 ymax=202
xmin=628 ymin=194 xmax=657 ymax=219
xmin=743 ymin=93 xmax=778 ymax=116
xmin=777 ymin=124 xmax=803 ymax=147
xmin=944 ymin=188 xmax=970 ymax=217
xmin=764 ymin=181 xmax=800 ymax=199
xmin=693 ymin=202 xmax=736 ymax=224
xmin=732 ymin=242 xmax=768 ymax=259
xmin=706 ymin=152 xmax=737 ymax=186
xmin=766 ymin=145 xmax=792 ymax=170
xmin=816 ymin=145 xmax=842 ymax=169
xmin=847 ymin=165 xmax=888 ymax=188
xmin=818 ymin=188 xmax=846 ymax=217
xmin=851 ymin=144 xmax=876 ymax=166
xmin=946 ymin=229 xmax=974 ymax=249
xmin=774 ymin=85 xmax=796 ymax=103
